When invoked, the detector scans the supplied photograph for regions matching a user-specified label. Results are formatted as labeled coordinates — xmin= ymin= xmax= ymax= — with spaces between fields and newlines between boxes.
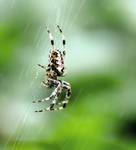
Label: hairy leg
xmin=34 ymin=80 xmax=65 ymax=112
xmin=57 ymin=25 xmax=66 ymax=56
xmin=56 ymin=80 xmax=72 ymax=110
xmin=46 ymin=26 xmax=55 ymax=49
xmin=33 ymin=79 xmax=61 ymax=103
xmin=37 ymin=64 xmax=46 ymax=69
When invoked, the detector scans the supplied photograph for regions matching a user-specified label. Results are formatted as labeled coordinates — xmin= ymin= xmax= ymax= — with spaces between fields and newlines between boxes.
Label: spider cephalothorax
xmin=33 ymin=25 xmax=72 ymax=112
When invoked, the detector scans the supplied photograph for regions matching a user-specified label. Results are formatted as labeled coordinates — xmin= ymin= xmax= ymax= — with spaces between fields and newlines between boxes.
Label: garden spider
xmin=33 ymin=25 xmax=72 ymax=112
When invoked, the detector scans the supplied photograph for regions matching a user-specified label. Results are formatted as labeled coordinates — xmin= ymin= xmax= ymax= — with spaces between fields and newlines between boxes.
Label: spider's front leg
xmin=35 ymin=96 xmax=58 ymax=112
xmin=57 ymin=81 xmax=72 ymax=110
xmin=33 ymin=78 xmax=61 ymax=103
xmin=33 ymin=79 xmax=63 ymax=112
xmin=35 ymin=87 xmax=62 ymax=112
xmin=35 ymin=91 xmax=62 ymax=112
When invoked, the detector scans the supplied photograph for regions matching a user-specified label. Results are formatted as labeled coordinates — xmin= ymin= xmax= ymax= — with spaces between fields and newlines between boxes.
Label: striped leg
xmin=46 ymin=26 xmax=55 ymax=49
xmin=34 ymin=81 xmax=63 ymax=112
xmin=33 ymin=79 xmax=61 ymax=103
xmin=57 ymin=81 xmax=72 ymax=110
xmin=35 ymin=85 xmax=63 ymax=112
xmin=41 ymin=78 xmax=60 ymax=88
xmin=57 ymin=25 xmax=66 ymax=56
xmin=37 ymin=64 xmax=46 ymax=69
xmin=35 ymin=95 xmax=58 ymax=112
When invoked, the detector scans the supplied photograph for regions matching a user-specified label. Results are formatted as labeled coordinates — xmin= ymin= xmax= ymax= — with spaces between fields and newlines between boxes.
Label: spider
xmin=33 ymin=25 xmax=72 ymax=112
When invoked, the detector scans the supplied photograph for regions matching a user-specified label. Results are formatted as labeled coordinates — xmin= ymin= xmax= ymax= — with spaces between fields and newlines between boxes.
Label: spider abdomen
xmin=49 ymin=50 xmax=64 ymax=76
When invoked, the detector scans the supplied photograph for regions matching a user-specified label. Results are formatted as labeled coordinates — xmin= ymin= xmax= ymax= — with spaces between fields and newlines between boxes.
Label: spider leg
xmin=40 ymin=80 xmax=71 ymax=111
xmin=35 ymin=96 xmax=58 ymax=112
xmin=37 ymin=64 xmax=46 ymax=69
xmin=57 ymin=81 xmax=72 ymax=110
xmin=41 ymin=80 xmax=50 ymax=88
xmin=35 ymin=86 xmax=63 ymax=112
xmin=57 ymin=25 xmax=66 ymax=56
xmin=34 ymin=98 xmax=58 ymax=112
xmin=34 ymin=80 xmax=64 ymax=112
xmin=46 ymin=26 xmax=55 ymax=49
xmin=33 ymin=79 xmax=61 ymax=103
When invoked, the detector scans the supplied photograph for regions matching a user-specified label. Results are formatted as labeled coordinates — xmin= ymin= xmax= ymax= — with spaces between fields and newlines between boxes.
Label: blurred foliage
xmin=1 ymin=0 xmax=136 ymax=150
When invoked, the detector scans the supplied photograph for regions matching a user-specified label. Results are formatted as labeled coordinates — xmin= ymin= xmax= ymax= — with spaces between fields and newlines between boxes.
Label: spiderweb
xmin=3 ymin=0 xmax=87 ymax=149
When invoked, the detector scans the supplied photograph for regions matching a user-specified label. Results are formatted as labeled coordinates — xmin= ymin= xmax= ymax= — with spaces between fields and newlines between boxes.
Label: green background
xmin=0 ymin=0 xmax=136 ymax=150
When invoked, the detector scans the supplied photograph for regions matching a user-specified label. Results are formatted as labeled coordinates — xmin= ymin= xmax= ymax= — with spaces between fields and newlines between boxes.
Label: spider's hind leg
xmin=57 ymin=25 xmax=66 ymax=56
xmin=46 ymin=26 xmax=55 ymax=49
